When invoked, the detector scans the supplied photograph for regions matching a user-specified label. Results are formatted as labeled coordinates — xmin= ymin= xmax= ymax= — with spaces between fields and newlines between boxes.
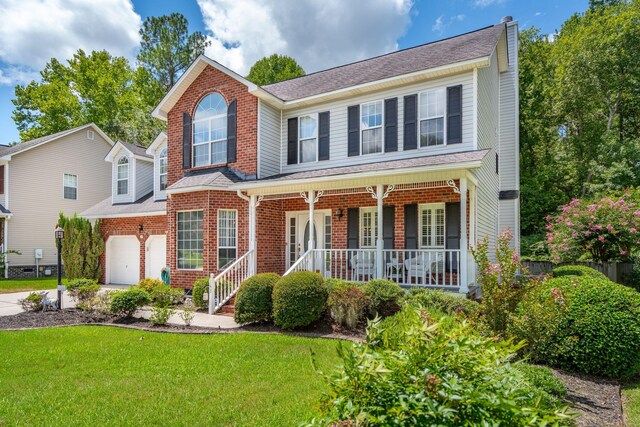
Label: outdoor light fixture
xmin=54 ymin=225 xmax=64 ymax=310
xmin=336 ymin=208 xmax=344 ymax=219
xmin=138 ymin=224 xmax=144 ymax=232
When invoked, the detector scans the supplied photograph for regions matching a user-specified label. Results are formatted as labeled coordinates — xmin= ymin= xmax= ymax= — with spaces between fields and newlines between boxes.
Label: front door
xmin=287 ymin=211 xmax=329 ymax=271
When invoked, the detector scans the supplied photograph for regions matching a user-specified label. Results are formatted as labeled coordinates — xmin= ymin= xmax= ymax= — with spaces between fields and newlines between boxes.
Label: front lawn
xmin=623 ymin=382 xmax=640 ymax=426
xmin=0 ymin=277 xmax=58 ymax=294
xmin=0 ymin=327 xmax=341 ymax=426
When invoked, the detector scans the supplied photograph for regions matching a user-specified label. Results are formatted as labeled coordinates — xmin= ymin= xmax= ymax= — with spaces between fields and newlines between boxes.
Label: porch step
xmin=217 ymin=297 xmax=236 ymax=316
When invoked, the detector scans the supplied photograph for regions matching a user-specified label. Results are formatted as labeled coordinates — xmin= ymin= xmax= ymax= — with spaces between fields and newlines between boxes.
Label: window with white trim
xmin=217 ymin=209 xmax=237 ymax=269
xmin=193 ymin=93 xmax=227 ymax=167
xmin=361 ymin=101 xmax=383 ymax=154
xmin=359 ymin=207 xmax=378 ymax=248
xmin=159 ymin=147 xmax=168 ymax=191
xmin=299 ymin=114 xmax=318 ymax=163
xmin=419 ymin=203 xmax=445 ymax=248
xmin=419 ymin=88 xmax=446 ymax=147
xmin=63 ymin=173 xmax=77 ymax=200
xmin=116 ymin=157 xmax=129 ymax=195
xmin=177 ymin=211 xmax=203 ymax=270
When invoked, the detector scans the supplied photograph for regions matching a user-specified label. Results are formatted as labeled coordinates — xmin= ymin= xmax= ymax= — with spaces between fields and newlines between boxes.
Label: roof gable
xmin=105 ymin=141 xmax=152 ymax=163
xmin=146 ymin=132 xmax=167 ymax=155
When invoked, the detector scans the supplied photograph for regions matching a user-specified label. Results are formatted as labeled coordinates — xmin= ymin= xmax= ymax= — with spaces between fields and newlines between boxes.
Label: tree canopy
xmin=246 ymin=54 xmax=305 ymax=85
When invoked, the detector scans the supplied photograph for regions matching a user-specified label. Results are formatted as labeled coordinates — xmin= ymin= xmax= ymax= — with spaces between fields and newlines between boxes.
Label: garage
xmin=145 ymin=234 xmax=167 ymax=280
xmin=106 ymin=236 xmax=140 ymax=285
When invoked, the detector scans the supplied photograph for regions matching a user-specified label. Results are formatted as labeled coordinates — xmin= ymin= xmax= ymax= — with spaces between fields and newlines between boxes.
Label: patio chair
xmin=41 ymin=292 xmax=58 ymax=312
xmin=404 ymin=253 xmax=445 ymax=286
xmin=350 ymin=252 xmax=376 ymax=282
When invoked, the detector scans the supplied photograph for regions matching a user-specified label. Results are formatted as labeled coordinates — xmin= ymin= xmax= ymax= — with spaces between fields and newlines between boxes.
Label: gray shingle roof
xmin=262 ymin=24 xmax=505 ymax=101
xmin=81 ymin=193 xmax=166 ymax=218
xmin=168 ymin=167 xmax=246 ymax=191
xmin=118 ymin=140 xmax=152 ymax=159
xmin=0 ymin=124 xmax=94 ymax=157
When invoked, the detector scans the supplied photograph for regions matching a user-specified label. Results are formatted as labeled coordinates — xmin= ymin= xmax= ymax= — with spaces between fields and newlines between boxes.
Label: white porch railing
xmin=208 ymin=250 xmax=255 ymax=314
xmin=285 ymin=248 xmax=461 ymax=289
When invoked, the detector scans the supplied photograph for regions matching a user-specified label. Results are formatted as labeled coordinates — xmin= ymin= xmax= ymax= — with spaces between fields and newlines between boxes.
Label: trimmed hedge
xmin=136 ymin=278 xmax=165 ymax=293
xmin=407 ymin=288 xmax=481 ymax=318
xmin=192 ymin=278 xmax=209 ymax=309
xmin=109 ymin=288 xmax=150 ymax=317
xmin=362 ymin=279 xmax=404 ymax=318
xmin=327 ymin=282 xmax=370 ymax=329
xmin=272 ymin=271 xmax=326 ymax=330
xmin=510 ymin=275 xmax=640 ymax=378
xmin=552 ymin=265 xmax=608 ymax=281
xmin=234 ymin=273 xmax=281 ymax=324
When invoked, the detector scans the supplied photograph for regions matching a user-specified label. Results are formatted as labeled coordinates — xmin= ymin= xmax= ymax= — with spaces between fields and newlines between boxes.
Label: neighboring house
xmin=0 ymin=123 xmax=114 ymax=278
xmin=83 ymin=18 xmax=519 ymax=308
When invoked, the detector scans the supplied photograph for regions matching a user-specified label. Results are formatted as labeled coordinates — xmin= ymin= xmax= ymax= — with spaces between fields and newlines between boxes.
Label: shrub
xmin=552 ymin=265 xmax=608 ymax=280
xmin=179 ymin=299 xmax=196 ymax=326
xmin=327 ymin=282 xmax=370 ymax=329
xmin=362 ymin=279 xmax=403 ymax=318
xmin=149 ymin=305 xmax=175 ymax=326
xmin=323 ymin=278 xmax=354 ymax=294
xmin=109 ymin=288 xmax=150 ymax=317
xmin=66 ymin=278 xmax=98 ymax=293
xmin=234 ymin=273 xmax=281 ymax=324
xmin=308 ymin=306 xmax=572 ymax=426
xmin=407 ymin=288 xmax=481 ymax=318
xmin=70 ymin=284 xmax=101 ymax=307
xmin=84 ymin=290 xmax=116 ymax=314
xmin=272 ymin=271 xmax=326 ymax=330
xmin=192 ymin=278 xmax=209 ymax=309
xmin=136 ymin=278 xmax=165 ymax=293
xmin=509 ymin=275 xmax=640 ymax=378
xmin=150 ymin=286 xmax=184 ymax=307
xmin=19 ymin=292 xmax=44 ymax=312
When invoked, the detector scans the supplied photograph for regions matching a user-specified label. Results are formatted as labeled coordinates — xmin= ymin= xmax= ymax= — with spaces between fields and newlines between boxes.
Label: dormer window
xmin=159 ymin=147 xmax=168 ymax=191
xmin=193 ymin=93 xmax=227 ymax=167
xmin=117 ymin=157 xmax=129 ymax=195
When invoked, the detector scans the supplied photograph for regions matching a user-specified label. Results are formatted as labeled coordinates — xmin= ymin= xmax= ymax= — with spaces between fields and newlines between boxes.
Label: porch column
xmin=459 ymin=177 xmax=469 ymax=294
xmin=376 ymin=184 xmax=384 ymax=279
xmin=249 ymin=195 xmax=257 ymax=275
xmin=308 ymin=190 xmax=315 ymax=251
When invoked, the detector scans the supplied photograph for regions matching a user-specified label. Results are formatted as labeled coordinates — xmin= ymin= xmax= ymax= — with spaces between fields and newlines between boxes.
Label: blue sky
xmin=0 ymin=0 xmax=588 ymax=145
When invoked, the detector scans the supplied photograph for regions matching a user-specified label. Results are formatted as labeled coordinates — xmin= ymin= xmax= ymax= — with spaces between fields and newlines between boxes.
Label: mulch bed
xmin=552 ymin=369 xmax=623 ymax=427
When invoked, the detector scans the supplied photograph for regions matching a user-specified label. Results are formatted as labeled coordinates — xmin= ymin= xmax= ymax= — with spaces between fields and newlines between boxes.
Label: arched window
xmin=159 ymin=147 xmax=168 ymax=191
xmin=117 ymin=156 xmax=129 ymax=195
xmin=193 ymin=93 xmax=227 ymax=167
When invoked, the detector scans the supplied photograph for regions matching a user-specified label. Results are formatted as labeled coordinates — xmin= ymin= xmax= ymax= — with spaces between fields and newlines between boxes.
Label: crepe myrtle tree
xmin=546 ymin=194 xmax=640 ymax=263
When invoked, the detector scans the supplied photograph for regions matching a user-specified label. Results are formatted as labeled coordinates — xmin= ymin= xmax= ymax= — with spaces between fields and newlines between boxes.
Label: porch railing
xmin=285 ymin=248 xmax=461 ymax=289
xmin=208 ymin=249 xmax=255 ymax=314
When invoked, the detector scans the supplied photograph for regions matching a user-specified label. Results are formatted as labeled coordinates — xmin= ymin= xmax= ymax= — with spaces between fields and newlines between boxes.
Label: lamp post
xmin=54 ymin=226 xmax=64 ymax=310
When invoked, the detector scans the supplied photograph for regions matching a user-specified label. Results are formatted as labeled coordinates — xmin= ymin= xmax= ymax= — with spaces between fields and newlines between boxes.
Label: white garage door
xmin=145 ymin=235 xmax=167 ymax=280
xmin=107 ymin=236 xmax=140 ymax=285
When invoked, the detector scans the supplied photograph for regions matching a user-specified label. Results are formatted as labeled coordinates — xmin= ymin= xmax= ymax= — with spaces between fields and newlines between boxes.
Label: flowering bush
xmin=546 ymin=195 xmax=640 ymax=262
xmin=471 ymin=229 xmax=531 ymax=335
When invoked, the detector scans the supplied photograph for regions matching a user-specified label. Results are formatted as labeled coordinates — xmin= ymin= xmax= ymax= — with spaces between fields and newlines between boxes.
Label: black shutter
xmin=318 ymin=111 xmax=330 ymax=161
xmin=404 ymin=204 xmax=418 ymax=249
xmin=384 ymin=98 xmax=398 ymax=152
xmin=227 ymin=99 xmax=237 ymax=163
xmin=347 ymin=105 xmax=360 ymax=157
xmin=445 ymin=202 xmax=461 ymax=272
xmin=182 ymin=112 xmax=192 ymax=169
xmin=403 ymin=94 xmax=417 ymax=150
xmin=383 ymin=206 xmax=395 ymax=249
xmin=347 ymin=208 xmax=359 ymax=249
xmin=287 ymin=118 xmax=298 ymax=165
xmin=447 ymin=85 xmax=462 ymax=144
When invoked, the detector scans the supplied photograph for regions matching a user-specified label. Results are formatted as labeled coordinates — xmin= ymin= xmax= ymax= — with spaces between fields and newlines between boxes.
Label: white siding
xmin=280 ymin=72 xmax=475 ymax=173
xmin=258 ymin=99 xmax=281 ymax=178
xmin=7 ymin=130 xmax=112 ymax=266
xmin=135 ymin=159 xmax=154 ymax=200
xmin=112 ymin=148 xmax=134 ymax=204
xmin=153 ymin=142 xmax=167 ymax=201
xmin=498 ymin=22 xmax=520 ymax=251
xmin=475 ymin=52 xmax=500 ymax=257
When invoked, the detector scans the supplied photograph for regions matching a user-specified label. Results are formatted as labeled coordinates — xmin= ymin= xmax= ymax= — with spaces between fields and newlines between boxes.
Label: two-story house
xmin=83 ymin=18 xmax=519 ymax=313
xmin=0 ymin=123 xmax=114 ymax=278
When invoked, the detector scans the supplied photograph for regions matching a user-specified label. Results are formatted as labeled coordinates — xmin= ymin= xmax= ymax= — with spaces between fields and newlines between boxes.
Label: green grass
xmin=0 ymin=277 xmax=59 ymax=293
xmin=0 ymin=326 xmax=342 ymax=426
xmin=623 ymin=381 xmax=640 ymax=427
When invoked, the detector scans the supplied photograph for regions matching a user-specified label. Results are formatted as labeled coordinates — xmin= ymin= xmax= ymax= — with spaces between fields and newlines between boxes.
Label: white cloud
xmin=197 ymin=0 xmax=414 ymax=75
xmin=0 ymin=0 xmax=142 ymax=85
xmin=432 ymin=14 xmax=465 ymax=35
xmin=432 ymin=15 xmax=445 ymax=33
xmin=473 ymin=0 xmax=505 ymax=7
xmin=0 ymin=66 xmax=39 ymax=85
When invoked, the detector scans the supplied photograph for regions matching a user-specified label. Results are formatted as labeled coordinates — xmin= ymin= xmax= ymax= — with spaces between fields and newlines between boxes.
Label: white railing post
xmin=208 ymin=273 xmax=215 ymax=315
xmin=459 ymin=176 xmax=469 ymax=294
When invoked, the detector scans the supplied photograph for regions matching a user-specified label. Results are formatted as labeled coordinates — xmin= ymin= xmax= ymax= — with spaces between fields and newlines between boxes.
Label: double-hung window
xmin=359 ymin=207 xmax=378 ymax=248
xmin=116 ymin=157 xmax=129 ymax=195
xmin=193 ymin=93 xmax=227 ymax=167
xmin=361 ymin=101 xmax=383 ymax=154
xmin=63 ymin=173 xmax=77 ymax=200
xmin=419 ymin=204 xmax=445 ymax=248
xmin=159 ymin=147 xmax=168 ymax=191
xmin=419 ymin=88 xmax=446 ymax=147
xmin=299 ymin=114 xmax=318 ymax=163
xmin=177 ymin=211 xmax=203 ymax=270
xmin=217 ymin=209 xmax=237 ymax=269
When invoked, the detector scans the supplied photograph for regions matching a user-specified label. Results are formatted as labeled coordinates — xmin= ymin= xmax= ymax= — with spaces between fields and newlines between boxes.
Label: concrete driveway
xmin=0 ymin=289 xmax=77 ymax=316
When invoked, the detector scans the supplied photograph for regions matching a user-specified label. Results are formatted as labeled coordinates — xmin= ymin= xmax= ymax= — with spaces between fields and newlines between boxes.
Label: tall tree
xmin=246 ymin=54 xmax=305 ymax=85
xmin=137 ymin=13 xmax=210 ymax=91
xmin=12 ymin=50 xmax=164 ymax=145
